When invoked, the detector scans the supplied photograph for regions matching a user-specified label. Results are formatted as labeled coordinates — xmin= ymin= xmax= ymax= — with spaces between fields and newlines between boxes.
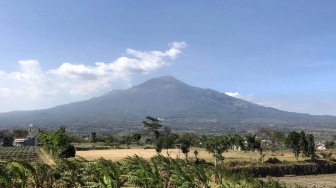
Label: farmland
xmin=0 ymin=146 xmax=39 ymax=162
xmin=75 ymin=147 xmax=310 ymax=162
xmin=264 ymin=174 xmax=336 ymax=188
xmin=76 ymin=148 xmax=336 ymax=187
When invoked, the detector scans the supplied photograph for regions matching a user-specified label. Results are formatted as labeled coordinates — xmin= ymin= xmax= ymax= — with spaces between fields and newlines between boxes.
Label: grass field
xmin=75 ymin=147 xmax=311 ymax=163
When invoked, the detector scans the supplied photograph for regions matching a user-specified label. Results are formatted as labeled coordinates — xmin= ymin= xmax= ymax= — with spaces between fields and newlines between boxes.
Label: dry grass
xmin=37 ymin=147 xmax=55 ymax=165
xmin=76 ymin=148 xmax=199 ymax=161
xmin=75 ymin=147 xmax=309 ymax=163
xmin=267 ymin=174 xmax=336 ymax=188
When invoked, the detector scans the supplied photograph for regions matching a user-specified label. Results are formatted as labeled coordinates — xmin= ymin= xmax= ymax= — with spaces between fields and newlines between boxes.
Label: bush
xmin=265 ymin=157 xmax=282 ymax=164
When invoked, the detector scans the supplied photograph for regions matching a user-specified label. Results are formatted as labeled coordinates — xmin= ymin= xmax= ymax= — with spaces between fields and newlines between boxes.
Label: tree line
xmin=142 ymin=117 xmax=316 ymax=162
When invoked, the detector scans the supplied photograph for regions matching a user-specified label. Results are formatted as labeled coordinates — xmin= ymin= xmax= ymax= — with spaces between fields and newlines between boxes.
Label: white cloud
xmin=0 ymin=88 xmax=11 ymax=96
xmin=225 ymin=92 xmax=239 ymax=97
xmin=46 ymin=41 xmax=186 ymax=95
xmin=225 ymin=92 xmax=254 ymax=101
xmin=0 ymin=42 xmax=186 ymax=112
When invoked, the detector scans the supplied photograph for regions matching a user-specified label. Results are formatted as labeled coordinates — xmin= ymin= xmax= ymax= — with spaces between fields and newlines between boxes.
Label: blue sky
xmin=0 ymin=1 xmax=335 ymax=115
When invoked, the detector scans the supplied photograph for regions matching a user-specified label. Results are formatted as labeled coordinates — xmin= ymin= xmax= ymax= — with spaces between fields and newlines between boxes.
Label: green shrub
xmin=265 ymin=157 xmax=282 ymax=164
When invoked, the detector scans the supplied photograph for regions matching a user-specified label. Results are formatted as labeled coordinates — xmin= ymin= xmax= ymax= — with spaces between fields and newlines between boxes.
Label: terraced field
xmin=0 ymin=146 xmax=39 ymax=162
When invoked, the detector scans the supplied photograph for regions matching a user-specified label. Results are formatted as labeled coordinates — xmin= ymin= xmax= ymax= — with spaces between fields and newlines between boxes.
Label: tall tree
xmin=285 ymin=131 xmax=301 ymax=161
xmin=90 ymin=132 xmax=97 ymax=144
xmin=38 ymin=127 xmax=75 ymax=159
xmin=299 ymin=131 xmax=309 ymax=157
xmin=205 ymin=136 xmax=231 ymax=167
xmin=142 ymin=116 xmax=162 ymax=142
xmin=306 ymin=134 xmax=316 ymax=159
xmin=244 ymin=134 xmax=264 ymax=163
xmin=229 ymin=134 xmax=246 ymax=151
xmin=205 ymin=136 xmax=231 ymax=184
xmin=177 ymin=133 xmax=198 ymax=158
xmin=156 ymin=127 xmax=178 ymax=156
xmin=132 ymin=133 xmax=142 ymax=145
xmin=256 ymin=128 xmax=284 ymax=152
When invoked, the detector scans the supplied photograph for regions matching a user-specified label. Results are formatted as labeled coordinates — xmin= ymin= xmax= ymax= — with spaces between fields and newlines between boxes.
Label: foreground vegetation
xmin=0 ymin=154 xmax=289 ymax=188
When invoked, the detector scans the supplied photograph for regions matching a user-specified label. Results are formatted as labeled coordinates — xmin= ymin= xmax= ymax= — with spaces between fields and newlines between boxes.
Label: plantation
xmin=0 ymin=154 xmax=288 ymax=188
xmin=0 ymin=146 xmax=39 ymax=162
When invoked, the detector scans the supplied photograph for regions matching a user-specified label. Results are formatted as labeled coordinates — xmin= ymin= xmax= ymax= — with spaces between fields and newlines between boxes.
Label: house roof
xmin=13 ymin=138 xmax=26 ymax=143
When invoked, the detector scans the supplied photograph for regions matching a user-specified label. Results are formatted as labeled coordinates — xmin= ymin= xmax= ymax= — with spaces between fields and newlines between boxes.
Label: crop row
xmin=0 ymin=146 xmax=39 ymax=162
xmin=0 ymin=146 xmax=36 ymax=154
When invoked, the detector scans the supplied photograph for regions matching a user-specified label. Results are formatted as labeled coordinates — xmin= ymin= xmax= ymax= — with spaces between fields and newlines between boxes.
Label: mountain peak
xmin=133 ymin=76 xmax=188 ymax=89
xmin=148 ymin=76 xmax=181 ymax=83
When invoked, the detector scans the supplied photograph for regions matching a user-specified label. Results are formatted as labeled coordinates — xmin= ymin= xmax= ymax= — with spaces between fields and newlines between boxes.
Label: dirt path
xmin=37 ymin=147 xmax=55 ymax=165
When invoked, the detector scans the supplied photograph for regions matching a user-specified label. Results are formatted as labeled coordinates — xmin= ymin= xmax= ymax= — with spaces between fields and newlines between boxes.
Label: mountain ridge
xmin=0 ymin=76 xmax=336 ymax=132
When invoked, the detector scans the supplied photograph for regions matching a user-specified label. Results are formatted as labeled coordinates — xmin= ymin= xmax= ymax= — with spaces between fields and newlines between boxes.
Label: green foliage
xmin=299 ymin=131 xmax=308 ymax=157
xmin=229 ymin=134 xmax=246 ymax=151
xmin=325 ymin=140 xmax=335 ymax=149
xmin=256 ymin=128 xmax=285 ymax=152
xmin=285 ymin=131 xmax=316 ymax=160
xmin=219 ymin=169 xmax=287 ymax=188
xmin=285 ymin=131 xmax=301 ymax=160
xmin=4 ymin=153 xmax=336 ymax=188
xmin=142 ymin=116 xmax=163 ymax=145
xmin=305 ymin=134 xmax=316 ymax=159
xmin=38 ymin=127 xmax=75 ymax=159
xmin=142 ymin=116 xmax=162 ymax=132
xmin=122 ymin=154 xmax=211 ymax=188
xmin=265 ymin=157 xmax=282 ymax=164
xmin=91 ymin=131 xmax=97 ymax=143
xmin=155 ymin=127 xmax=178 ymax=155
xmin=205 ymin=136 xmax=231 ymax=166
xmin=5 ymin=129 xmax=29 ymax=138
xmin=244 ymin=134 xmax=264 ymax=163
xmin=177 ymin=133 xmax=196 ymax=158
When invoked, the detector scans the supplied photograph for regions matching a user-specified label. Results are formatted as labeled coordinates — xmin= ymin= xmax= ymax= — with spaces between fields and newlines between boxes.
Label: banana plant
xmin=6 ymin=160 xmax=37 ymax=188
xmin=93 ymin=157 xmax=122 ymax=188
xmin=0 ymin=166 xmax=13 ymax=187
xmin=122 ymin=154 xmax=163 ymax=188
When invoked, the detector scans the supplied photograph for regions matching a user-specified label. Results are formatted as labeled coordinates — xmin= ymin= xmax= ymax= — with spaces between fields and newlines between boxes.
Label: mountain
xmin=1 ymin=76 xmax=336 ymax=133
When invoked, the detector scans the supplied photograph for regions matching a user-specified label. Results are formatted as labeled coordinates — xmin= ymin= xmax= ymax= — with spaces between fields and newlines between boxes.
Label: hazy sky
xmin=0 ymin=1 xmax=335 ymax=115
